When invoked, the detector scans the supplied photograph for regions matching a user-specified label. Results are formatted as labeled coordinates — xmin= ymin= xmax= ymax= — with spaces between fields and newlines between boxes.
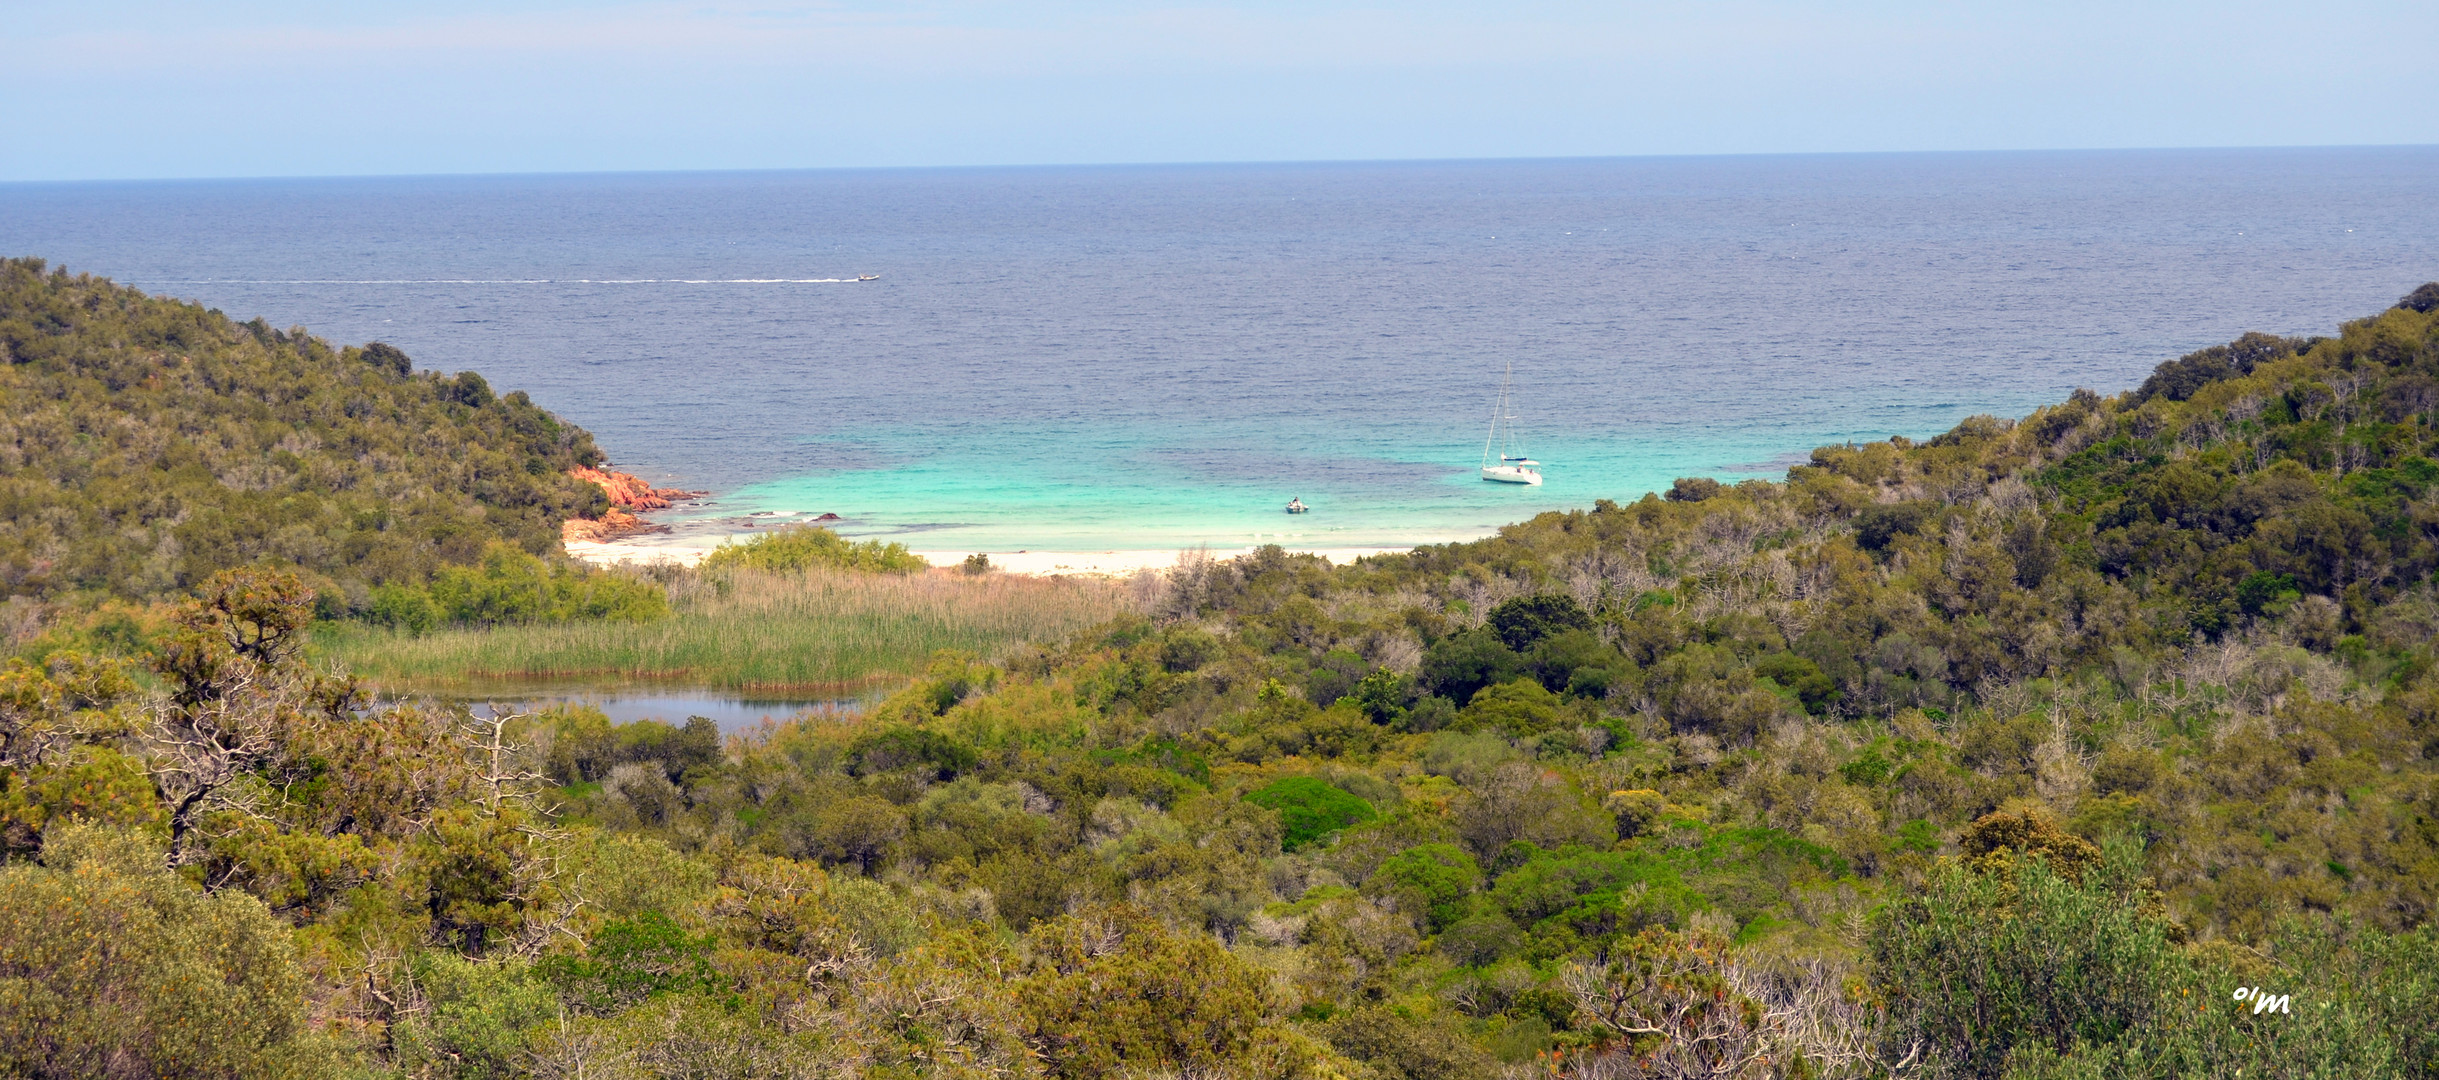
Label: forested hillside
xmin=0 ymin=258 xmax=609 ymax=604
xmin=3 ymin=285 xmax=2438 ymax=1079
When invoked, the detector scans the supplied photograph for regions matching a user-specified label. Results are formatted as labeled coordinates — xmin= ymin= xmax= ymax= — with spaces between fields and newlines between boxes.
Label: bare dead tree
xmin=144 ymin=654 xmax=322 ymax=868
xmin=1561 ymin=930 xmax=1776 ymax=1080
xmin=468 ymin=705 xmax=552 ymax=818
xmin=461 ymin=705 xmax=588 ymax=957
xmin=1558 ymin=929 xmax=1919 ymax=1080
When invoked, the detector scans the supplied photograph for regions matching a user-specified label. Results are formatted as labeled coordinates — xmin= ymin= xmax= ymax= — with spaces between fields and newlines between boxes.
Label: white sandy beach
xmin=907 ymin=548 xmax=1415 ymax=576
xmin=564 ymin=536 xmax=1415 ymax=576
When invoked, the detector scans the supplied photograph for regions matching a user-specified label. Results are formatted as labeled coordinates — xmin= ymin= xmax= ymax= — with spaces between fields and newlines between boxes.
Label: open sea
xmin=6 ymin=148 xmax=2438 ymax=553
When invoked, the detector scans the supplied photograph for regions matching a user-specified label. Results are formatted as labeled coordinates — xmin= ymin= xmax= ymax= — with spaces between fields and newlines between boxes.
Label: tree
xmin=1420 ymin=627 xmax=1524 ymax=704
xmin=1666 ymin=477 xmax=1723 ymax=502
xmin=1456 ymin=761 xmax=1613 ymax=861
xmin=1488 ymin=593 xmax=1594 ymax=651
xmin=142 ymin=569 xmax=340 ymax=866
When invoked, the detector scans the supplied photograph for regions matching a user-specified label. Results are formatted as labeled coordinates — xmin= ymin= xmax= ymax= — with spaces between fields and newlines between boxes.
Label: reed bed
xmin=312 ymin=569 xmax=1135 ymax=693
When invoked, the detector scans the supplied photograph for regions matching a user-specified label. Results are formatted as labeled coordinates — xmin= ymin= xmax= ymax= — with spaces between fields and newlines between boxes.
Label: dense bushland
xmin=0 ymin=258 xmax=611 ymax=607
xmin=5 ymin=286 xmax=2439 ymax=1077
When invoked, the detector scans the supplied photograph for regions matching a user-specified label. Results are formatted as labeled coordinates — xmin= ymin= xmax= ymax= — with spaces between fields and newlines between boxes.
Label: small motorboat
xmin=857 ymin=274 xmax=880 ymax=282
xmin=1285 ymin=498 xmax=1309 ymax=514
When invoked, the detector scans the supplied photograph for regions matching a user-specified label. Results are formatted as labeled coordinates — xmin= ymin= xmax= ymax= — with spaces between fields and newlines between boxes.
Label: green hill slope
xmin=0 ymin=258 xmax=608 ymax=603
xmin=5 ymin=273 xmax=2438 ymax=1078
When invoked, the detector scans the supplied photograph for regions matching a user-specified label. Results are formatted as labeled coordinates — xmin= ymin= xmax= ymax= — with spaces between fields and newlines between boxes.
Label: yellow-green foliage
xmin=0 ymin=259 xmax=609 ymax=602
xmin=1013 ymin=904 xmax=1351 ymax=1079
xmin=9 ymin=289 xmax=2439 ymax=1078
xmin=699 ymin=524 xmax=931 ymax=575
xmin=0 ymin=824 xmax=335 ymax=1079
xmin=367 ymin=542 xmax=668 ymax=632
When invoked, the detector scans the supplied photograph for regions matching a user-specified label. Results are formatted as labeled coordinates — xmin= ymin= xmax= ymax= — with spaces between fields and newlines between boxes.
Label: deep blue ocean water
xmin=6 ymin=149 xmax=2437 ymax=552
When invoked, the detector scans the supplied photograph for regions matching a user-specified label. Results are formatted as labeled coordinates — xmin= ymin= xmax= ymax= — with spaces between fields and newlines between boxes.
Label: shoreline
xmin=563 ymin=537 xmax=1419 ymax=576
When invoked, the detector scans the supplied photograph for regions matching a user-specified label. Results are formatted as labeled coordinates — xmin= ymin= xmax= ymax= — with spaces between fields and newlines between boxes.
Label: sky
xmin=3 ymin=0 xmax=2435 ymax=181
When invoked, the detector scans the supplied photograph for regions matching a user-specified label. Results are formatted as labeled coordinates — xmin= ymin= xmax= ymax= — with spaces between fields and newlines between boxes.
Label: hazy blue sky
xmin=4 ymin=0 xmax=2434 ymax=181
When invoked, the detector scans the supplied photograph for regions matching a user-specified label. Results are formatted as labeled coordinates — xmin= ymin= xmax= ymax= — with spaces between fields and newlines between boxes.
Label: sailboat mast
xmin=1503 ymin=359 xmax=1513 ymax=462
xmin=1476 ymin=357 xmax=1543 ymax=484
xmin=1505 ymin=358 xmax=1517 ymax=462
xmin=1493 ymin=358 xmax=1521 ymax=462
xmin=1483 ymin=359 xmax=1506 ymax=469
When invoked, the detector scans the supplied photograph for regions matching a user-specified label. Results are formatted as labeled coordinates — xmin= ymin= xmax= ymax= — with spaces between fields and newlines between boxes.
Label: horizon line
xmin=8 ymin=141 xmax=2436 ymax=188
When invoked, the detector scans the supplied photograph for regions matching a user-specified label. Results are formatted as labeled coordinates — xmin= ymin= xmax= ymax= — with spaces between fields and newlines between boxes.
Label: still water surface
xmin=462 ymin=691 xmax=869 ymax=734
xmin=6 ymin=148 xmax=2437 ymax=550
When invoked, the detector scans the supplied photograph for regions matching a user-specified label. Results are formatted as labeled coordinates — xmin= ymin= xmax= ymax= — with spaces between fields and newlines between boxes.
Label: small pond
xmin=454 ymin=689 xmax=882 ymax=733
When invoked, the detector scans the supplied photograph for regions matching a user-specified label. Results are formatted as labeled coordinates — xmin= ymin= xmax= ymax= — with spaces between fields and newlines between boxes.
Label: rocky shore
xmin=560 ymin=466 xmax=706 ymax=542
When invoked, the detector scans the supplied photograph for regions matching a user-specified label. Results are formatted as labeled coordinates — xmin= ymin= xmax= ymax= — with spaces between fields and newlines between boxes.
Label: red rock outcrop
xmin=569 ymin=465 xmax=702 ymax=511
xmin=563 ymin=510 xmax=659 ymax=543
xmin=563 ymin=466 xmax=705 ymax=542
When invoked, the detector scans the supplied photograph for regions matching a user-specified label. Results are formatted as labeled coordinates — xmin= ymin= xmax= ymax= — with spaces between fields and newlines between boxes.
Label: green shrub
xmin=1369 ymin=842 xmax=1482 ymax=931
xmin=367 ymin=581 xmax=442 ymax=634
xmin=1244 ymin=776 xmax=1376 ymax=851
xmin=0 ymin=744 xmax=165 ymax=849
xmin=366 ymin=542 xmax=667 ymax=630
xmin=1870 ymin=840 xmax=2187 ymax=1078
xmin=541 ymin=911 xmax=722 ymax=1015
xmin=1015 ymin=905 xmax=1341 ymax=1079
xmin=1318 ymin=1004 xmax=1498 ymax=1080
xmin=540 ymin=709 xmax=724 ymax=785
xmin=427 ymin=543 xmax=668 ymax=625
xmin=526 ymin=992 xmax=825 ymax=1078
xmin=847 ymin=724 xmax=981 ymax=780
xmin=388 ymin=952 xmax=558 ymax=1080
xmin=700 ymin=525 xmax=930 ymax=575
xmin=1455 ymin=677 xmax=1569 ymax=736
xmin=0 ymin=824 xmax=334 ymax=1079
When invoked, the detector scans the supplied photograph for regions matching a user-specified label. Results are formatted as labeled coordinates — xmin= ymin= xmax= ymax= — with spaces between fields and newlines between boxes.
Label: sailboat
xmin=1480 ymin=358 xmax=1543 ymax=485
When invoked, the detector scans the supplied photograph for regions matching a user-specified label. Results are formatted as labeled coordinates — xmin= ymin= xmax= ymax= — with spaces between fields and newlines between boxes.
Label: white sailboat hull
xmin=1480 ymin=357 xmax=1543 ymax=485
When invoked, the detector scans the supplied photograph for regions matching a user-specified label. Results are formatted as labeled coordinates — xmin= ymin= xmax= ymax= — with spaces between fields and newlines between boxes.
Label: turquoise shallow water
xmin=726 ymin=420 xmax=1811 ymax=551
xmin=7 ymin=149 xmax=2437 ymax=551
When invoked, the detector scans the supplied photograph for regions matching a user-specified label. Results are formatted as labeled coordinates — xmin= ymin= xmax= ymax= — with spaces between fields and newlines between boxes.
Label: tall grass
xmin=312 ymin=569 xmax=1135 ymax=694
